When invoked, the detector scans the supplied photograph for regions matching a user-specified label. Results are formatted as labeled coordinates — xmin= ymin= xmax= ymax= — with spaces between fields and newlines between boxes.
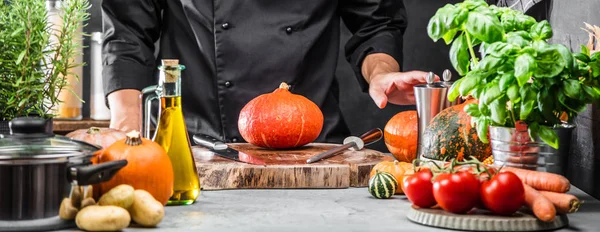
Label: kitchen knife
xmin=192 ymin=134 xmax=266 ymax=165
xmin=306 ymin=128 xmax=383 ymax=164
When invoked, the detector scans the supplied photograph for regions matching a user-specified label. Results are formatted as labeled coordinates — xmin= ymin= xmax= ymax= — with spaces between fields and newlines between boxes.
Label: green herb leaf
xmin=447 ymin=78 xmax=463 ymax=102
xmin=581 ymin=44 xmax=591 ymax=56
xmin=465 ymin=11 xmax=504 ymax=43
xmin=538 ymin=125 xmax=559 ymax=149
xmin=507 ymin=84 xmax=520 ymax=102
xmin=428 ymin=4 xmax=460 ymax=41
xmin=528 ymin=122 xmax=539 ymax=143
xmin=534 ymin=45 xmax=565 ymax=78
xmin=514 ymin=53 xmax=536 ymax=86
xmin=15 ymin=50 xmax=26 ymax=65
xmin=464 ymin=103 xmax=481 ymax=117
xmin=583 ymin=85 xmax=600 ymax=100
xmin=530 ymin=20 xmax=553 ymax=40
xmin=562 ymin=79 xmax=582 ymax=99
xmin=450 ymin=33 xmax=470 ymax=76
xmin=486 ymin=42 xmax=518 ymax=57
xmin=591 ymin=52 xmax=600 ymax=61
xmin=458 ymin=71 xmax=483 ymax=96
xmin=483 ymin=85 xmax=502 ymax=105
xmin=490 ymin=98 xmax=507 ymax=125
xmin=506 ymin=31 xmax=531 ymax=48
xmin=574 ymin=53 xmax=591 ymax=63
xmin=558 ymin=91 xmax=588 ymax=113
xmin=477 ymin=56 xmax=504 ymax=71
xmin=500 ymin=11 xmax=517 ymax=31
xmin=537 ymin=87 xmax=559 ymax=124
xmin=442 ymin=29 xmax=459 ymax=44
xmin=520 ymin=100 xmax=535 ymax=120
xmin=514 ymin=13 xmax=536 ymax=31
xmin=476 ymin=118 xmax=490 ymax=144
xmin=499 ymin=72 xmax=515 ymax=91
xmin=590 ymin=61 xmax=600 ymax=77
xmin=552 ymin=44 xmax=574 ymax=71
xmin=479 ymin=100 xmax=491 ymax=116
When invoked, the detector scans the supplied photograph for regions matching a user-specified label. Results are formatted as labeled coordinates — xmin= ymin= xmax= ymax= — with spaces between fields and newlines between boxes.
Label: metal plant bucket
xmin=489 ymin=123 xmax=575 ymax=176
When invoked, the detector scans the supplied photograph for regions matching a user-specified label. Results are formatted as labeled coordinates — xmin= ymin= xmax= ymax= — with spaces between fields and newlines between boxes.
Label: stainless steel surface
xmin=440 ymin=69 xmax=462 ymax=108
xmin=489 ymin=123 xmax=575 ymax=175
xmin=306 ymin=128 xmax=382 ymax=163
xmin=193 ymin=134 xmax=266 ymax=165
xmin=141 ymin=85 xmax=160 ymax=139
xmin=90 ymin=32 xmax=111 ymax=120
xmin=414 ymin=74 xmax=448 ymax=158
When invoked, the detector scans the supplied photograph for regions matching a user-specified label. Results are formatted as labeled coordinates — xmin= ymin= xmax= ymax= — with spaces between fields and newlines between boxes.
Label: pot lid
xmin=0 ymin=117 xmax=101 ymax=160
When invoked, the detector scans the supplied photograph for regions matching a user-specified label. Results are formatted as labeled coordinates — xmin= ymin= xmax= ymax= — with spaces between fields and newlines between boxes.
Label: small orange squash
xmin=384 ymin=111 xmax=419 ymax=162
xmin=96 ymin=131 xmax=174 ymax=205
xmin=369 ymin=160 xmax=413 ymax=194
xmin=66 ymin=127 xmax=126 ymax=148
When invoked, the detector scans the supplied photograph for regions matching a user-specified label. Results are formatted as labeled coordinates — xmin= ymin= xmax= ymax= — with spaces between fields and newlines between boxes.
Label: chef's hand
xmin=362 ymin=53 xmax=439 ymax=109
xmin=107 ymin=89 xmax=142 ymax=133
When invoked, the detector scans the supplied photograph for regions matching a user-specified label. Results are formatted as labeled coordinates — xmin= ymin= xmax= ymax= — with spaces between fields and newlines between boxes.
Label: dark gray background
xmin=81 ymin=0 xmax=599 ymax=199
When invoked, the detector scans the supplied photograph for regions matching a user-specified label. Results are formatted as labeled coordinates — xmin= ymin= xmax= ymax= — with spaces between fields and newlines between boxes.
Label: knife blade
xmin=306 ymin=128 xmax=383 ymax=164
xmin=192 ymin=134 xmax=266 ymax=165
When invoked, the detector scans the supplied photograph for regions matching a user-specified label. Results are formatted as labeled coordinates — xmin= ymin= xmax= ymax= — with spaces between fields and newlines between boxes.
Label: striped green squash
xmin=368 ymin=171 xmax=398 ymax=199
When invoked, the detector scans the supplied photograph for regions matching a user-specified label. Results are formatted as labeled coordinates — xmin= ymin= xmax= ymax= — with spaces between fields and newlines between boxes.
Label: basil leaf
xmin=528 ymin=122 xmax=539 ymax=143
xmin=574 ymin=52 xmax=590 ymax=63
xmin=464 ymin=103 xmax=481 ymax=117
xmin=558 ymin=91 xmax=588 ymax=113
xmin=514 ymin=53 xmax=536 ymax=86
xmin=476 ymin=118 xmax=490 ymax=144
xmin=537 ymin=87 xmax=559 ymax=125
xmin=477 ymin=56 xmax=504 ymax=71
xmin=450 ymin=33 xmax=470 ymax=76
xmin=514 ymin=13 xmax=536 ymax=31
xmin=581 ymin=44 xmax=591 ymax=56
xmin=583 ymin=85 xmax=600 ymax=100
xmin=479 ymin=42 xmax=490 ymax=58
xmin=552 ymin=44 xmax=574 ymax=71
xmin=562 ymin=79 xmax=582 ymax=99
xmin=479 ymin=100 xmax=491 ymax=116
xmin=538 ymin=125 xmax=559 ymax=149
xmin=486 ymin=42 xmax=518 ymax=57
xmin=459 ymin=71 xmax=483 ymax=96
xmin=506 ymin=32 xmax=530 ymax=48
xmin=507 ymin=84 xmax=520 ymax=102
xmin=465 ymin=11 xmax=504 ymax=43
xmin=447 ymin=78 xmax=463 ymax=102
xmin=534 ymin=46 xmax=565 ymax=78
xmin=590 ymin=61 xmax=600 ymax=77
xmin=427 ymin=15 xmax=445 ymax=41
xmin=483 ymin=85 xmax=502 ymax=105
xmin=500 ymin=11 xmax=517 ymax=31
xmin=442 ymin=28 xmax=459 ymax=44
xmin=499 ymin=72 xmax=515 ymax=91
xmin=591 ymin=52 xmax=600 ymax=61
xmin=530 ymin=20 xmax=553 ymax=40
xmin=520 ymin=100 xmax=535 ymax=120
xmin=490 ymin=98 xmax=507 ymax=125
xmin=462 ymin=0 xmax=488 ymax=10
xmin=428 ymin=4 xmax=461 ymax=42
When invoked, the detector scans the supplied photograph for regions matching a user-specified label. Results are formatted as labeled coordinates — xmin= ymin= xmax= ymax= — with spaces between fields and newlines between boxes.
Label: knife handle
xmin=359 ymin=128 xmax=383 ymax=145
xmin=193 ymin=134 xmax=228 ymax=150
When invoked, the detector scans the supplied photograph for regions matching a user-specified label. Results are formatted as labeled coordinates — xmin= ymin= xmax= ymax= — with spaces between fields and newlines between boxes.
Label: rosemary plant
xmin=0 ymin=0 xmax=90 ymax=121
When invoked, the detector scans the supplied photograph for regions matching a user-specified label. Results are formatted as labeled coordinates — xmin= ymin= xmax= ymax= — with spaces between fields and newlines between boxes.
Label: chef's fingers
xmin=369 ymin=84 xmax=389 ymax=109
xmin=396 ymin=71 xmax=440 ymax=87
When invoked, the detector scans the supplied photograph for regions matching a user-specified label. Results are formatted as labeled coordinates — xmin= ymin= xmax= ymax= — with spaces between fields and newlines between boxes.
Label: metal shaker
xmin=414 ymin=72 xmax=448 ymax=157
xmin=440 ymin=69 xmax=464 ymax=108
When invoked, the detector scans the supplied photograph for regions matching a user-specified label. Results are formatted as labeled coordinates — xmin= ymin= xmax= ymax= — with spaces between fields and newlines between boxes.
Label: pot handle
xmin=69 ymin=160 xmax=128 ymax=186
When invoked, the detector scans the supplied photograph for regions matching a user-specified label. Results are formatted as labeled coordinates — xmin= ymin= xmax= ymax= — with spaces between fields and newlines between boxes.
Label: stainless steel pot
xmin=0 ymin=117 xmax=127 ymax=223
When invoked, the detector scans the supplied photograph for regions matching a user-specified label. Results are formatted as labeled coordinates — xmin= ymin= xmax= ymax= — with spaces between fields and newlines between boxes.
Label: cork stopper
xmin=161 ymin=59 xmax=180 ymax=83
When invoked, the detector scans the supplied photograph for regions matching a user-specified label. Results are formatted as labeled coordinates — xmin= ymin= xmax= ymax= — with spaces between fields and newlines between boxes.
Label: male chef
xmin=102 ymin=0 xmax=436 ymax=143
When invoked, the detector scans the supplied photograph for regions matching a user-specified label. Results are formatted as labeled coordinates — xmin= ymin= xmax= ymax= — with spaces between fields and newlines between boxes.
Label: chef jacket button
xmin=285 ymin=27 xmax=293 ymax=34
xmin=221 ymin=22 xmax=230 ymax=29
xmin=224 ymin=81 xmax=232 ymax=87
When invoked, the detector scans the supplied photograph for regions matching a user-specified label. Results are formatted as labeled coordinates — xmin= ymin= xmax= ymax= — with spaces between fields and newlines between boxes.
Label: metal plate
xmin=407 ymin=206 xmax=568 ymax=231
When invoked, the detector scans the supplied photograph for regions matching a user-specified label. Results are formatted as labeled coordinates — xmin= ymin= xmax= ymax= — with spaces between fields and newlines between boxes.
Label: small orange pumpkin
xmin=96 ymin=131 xmax=174 ymax=205
xmin=66 ymin=127 xmax=127 ymax=149
xmin=384 ymin=111 xmax=419 ymax=162
xmin=369 ymin=160 xmax=413 ymax=194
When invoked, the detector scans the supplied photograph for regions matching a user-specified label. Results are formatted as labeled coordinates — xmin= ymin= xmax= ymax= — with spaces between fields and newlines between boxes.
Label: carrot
xmin=524 ymin=184 xmax=556 ymax=222
xmin=501 ymin=167 xmax=570 ymax=193
xmin=539 ymin=191 xmax=582 ymax=214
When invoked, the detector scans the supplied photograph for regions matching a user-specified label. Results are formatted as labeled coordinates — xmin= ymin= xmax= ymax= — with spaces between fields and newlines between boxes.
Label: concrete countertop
xmin=117 ymin=186 xmax=600 ymax=232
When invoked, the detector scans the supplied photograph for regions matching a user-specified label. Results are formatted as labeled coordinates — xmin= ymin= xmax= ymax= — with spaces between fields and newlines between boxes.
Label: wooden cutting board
xmin=192 ymin=143 xmax=394 ymax=190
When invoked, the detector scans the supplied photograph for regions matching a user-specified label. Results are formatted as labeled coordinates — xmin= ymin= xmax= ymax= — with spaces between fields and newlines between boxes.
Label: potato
xmin=129 ymin=189 xmax=165 ymax=227
xmin=98 ymin=184 xmax=134 ymax=209
xmin=70 ymin=186 xmax=83 ymax=208
xmin=81 ymin=198 xmax=96 ymax=208
xmin=59 ymin=198 xmax=79 ymax=220
xmin=84 ymin=185 xmax=94 ymax=199
xmin=75 ymin=205 xmax=130 ymax=231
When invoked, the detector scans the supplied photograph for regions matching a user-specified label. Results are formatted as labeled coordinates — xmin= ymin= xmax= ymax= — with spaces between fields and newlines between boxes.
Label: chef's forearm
xmin=361 ymin=53 xmax=400 ymax=84
xmin=107 ymin=89 xmax=142 ymax=132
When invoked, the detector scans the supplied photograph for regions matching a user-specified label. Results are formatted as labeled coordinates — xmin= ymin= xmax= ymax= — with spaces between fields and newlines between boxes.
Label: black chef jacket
xmin=101 ymin=0 xmax=407 ymax=143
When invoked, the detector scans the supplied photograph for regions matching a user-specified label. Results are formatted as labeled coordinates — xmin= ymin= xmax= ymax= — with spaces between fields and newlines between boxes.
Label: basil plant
xmin=427 ymin=0 xmax=600 ymax=149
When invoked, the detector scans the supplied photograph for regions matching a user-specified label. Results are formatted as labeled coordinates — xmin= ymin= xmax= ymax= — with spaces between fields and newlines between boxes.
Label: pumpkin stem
xmin=279 ymin=82 xmax=290 ymax=90
xmin=87 ymin=127 xmax=101 ymax=134
xmin=125 ymin=131 xmax=143 ymax=146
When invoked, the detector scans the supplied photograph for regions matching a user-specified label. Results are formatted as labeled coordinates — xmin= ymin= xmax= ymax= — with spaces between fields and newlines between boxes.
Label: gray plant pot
xmin=489 ymin=123 xmax=575 ymax=176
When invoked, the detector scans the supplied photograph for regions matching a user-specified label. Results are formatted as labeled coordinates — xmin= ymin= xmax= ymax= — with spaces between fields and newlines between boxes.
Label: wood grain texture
xmin=193 ymin=143 xmax=393 ymax=190
xmin=52 ymin=119 xmax=109 ymax=133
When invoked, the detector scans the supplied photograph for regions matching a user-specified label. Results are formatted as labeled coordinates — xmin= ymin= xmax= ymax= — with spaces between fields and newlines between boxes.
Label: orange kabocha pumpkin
xmin=369 ymin=160 xmax=414 ymax=194
xmin=238 ymin=82 xmax=324 ymax=149
xmin=95 ymin=131 xmax=174 ymax=205
xmin=66 ymin=127 xmax=126 ymax=149
xmin=384 ymin=110 xmax=419 ymax=162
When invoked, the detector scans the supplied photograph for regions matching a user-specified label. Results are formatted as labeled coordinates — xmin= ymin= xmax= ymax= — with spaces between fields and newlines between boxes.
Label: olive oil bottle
xmin=142 ymin=59 xmax=200 ymax=205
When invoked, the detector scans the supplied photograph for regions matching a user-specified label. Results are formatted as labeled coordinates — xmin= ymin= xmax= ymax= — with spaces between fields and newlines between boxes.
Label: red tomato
xmin=480 ymin=171 xmax=525 ymax=215
xmin=432 ymin=171 xmax=480 ymax=214
xmin=403 ymin=169 xmax=436 ymax=208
